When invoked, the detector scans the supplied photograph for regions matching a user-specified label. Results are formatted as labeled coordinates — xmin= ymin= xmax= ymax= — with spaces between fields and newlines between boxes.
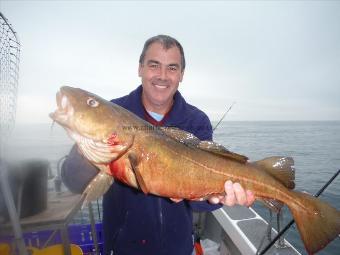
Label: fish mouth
xmin=49 ymin=88 xmax=74 ymax=126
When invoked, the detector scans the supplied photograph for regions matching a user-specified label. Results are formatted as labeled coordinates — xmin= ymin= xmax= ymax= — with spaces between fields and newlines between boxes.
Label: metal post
xmin=60 ymin=225 xmax=72 ymax=255
xmin=0 ymin=160 xmax=28 ymax=255
xmin=88 ymin=202 xmax=99 ymax=255
xmin=275 ymin=209 xmax=287 ymax=249
xmin=267 ymin=210 xmax=273 ymax=242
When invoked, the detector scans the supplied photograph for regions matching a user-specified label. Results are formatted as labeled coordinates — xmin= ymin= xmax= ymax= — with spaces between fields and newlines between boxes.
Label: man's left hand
xmin=209 ymin=180 xmax=255 ymax=207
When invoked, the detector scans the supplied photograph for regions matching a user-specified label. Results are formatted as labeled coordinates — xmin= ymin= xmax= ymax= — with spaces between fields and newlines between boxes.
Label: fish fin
xmin=198 ymin=141 xmax=248 ymax=164
xmin=160 ymin=127 xmax=248 ymax=163
xmin=257 ymin=198 xmax=284 ymax=213
xmin=287 ymin=191 xmax=340 ymax=254
xmin=159 ymin=127 xmax=201 ymax=147
xmin=128 ymin=153 xmax=149 ymax=194
xmin=82 ymin=170 xmax=113 ymax=208
xmin=252 ymin=156 xmax=295 ymax=189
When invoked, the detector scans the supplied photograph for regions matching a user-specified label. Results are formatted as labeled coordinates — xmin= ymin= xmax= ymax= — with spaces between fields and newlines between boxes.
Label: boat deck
xmin=211 ymin=205 xmax=301 ymax=255
xmin=1 ymin=190 xmax=302 ymax=255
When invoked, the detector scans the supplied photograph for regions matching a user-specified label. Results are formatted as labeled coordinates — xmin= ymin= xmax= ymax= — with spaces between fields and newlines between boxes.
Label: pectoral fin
xmin=128 ymin=153 xmax=149 ymax=194
xmin=82 ymin=170 xmax=114 ymax=208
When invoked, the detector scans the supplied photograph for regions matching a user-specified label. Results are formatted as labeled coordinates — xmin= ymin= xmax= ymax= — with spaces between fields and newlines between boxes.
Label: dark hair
xmin=139 ymin=35 xmax=186 ymax=71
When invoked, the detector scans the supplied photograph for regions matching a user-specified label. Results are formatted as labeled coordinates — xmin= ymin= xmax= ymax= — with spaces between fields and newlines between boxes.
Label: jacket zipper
xmin=158 ymin=198 xmax=164 ymax=252
xmin=111 ymin=210 xmax=129 ymax=254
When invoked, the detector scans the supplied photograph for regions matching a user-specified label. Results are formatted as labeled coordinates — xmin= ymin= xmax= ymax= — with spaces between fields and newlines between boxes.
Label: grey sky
xmin=1 ymin=0 xmax=339 ymax=123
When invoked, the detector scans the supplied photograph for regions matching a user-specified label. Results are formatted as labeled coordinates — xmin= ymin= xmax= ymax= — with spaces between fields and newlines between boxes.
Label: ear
xmin=138 ymin=63 xmax=143 ymax=77
xmin=179 ymin=69 xmax=185 ymax=82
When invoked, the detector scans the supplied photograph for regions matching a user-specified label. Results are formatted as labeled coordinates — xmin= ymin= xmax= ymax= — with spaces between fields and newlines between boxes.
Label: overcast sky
xmin=1 ymin=0 xmax=339 ymax=123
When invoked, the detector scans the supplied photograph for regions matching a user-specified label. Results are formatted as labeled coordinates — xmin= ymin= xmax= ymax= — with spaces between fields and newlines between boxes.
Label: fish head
xmin=50 ymin=86 xmax=118 ymax=140
xmin=50 ymin=86 xmax=133 ymax=164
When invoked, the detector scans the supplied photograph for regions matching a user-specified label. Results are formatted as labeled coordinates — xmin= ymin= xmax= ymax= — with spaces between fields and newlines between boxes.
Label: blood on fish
xmin=109 ymin=158 xmax=128 ymax=184
xmin=107 ymin=132 xmax=119 ymax=146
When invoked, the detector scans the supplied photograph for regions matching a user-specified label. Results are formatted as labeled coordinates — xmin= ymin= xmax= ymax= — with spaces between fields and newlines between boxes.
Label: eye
xmin=168 ymin=66 xmax=178 ymax=72
xmin=87 ymin=97 xmax=99 ymax=107
xmin=149 ymin=63 xmax=159 ymax=69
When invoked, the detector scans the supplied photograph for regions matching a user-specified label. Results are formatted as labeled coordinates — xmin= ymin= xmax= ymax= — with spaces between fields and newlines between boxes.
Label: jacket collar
xmin=129 ymin=85 xmax=188 ymax=127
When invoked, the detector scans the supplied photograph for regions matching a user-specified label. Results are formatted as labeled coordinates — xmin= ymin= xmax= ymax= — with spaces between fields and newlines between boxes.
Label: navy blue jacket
xmin=62 ymin=86 xmax=221 ymax=255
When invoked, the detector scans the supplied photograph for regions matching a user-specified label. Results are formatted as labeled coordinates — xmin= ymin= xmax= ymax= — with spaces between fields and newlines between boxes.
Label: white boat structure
xmin=193 ymin=206 xmax=301 ymax=255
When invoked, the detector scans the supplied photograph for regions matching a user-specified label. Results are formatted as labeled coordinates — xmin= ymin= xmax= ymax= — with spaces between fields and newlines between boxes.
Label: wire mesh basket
xmin=0 ymin=11 xmax=20 ymax=153
xmin=0 ymin=11 xmax=28 ymax=255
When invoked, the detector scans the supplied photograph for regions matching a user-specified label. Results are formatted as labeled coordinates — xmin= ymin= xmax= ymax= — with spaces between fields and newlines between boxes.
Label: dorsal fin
xmin=159 ymin=127 xmax=248 ymax=164
xmin=198 ymin=141 xmax=248 ymax=164
xmin=252 ymin=156 xmax=295 ymax=189
xmin=159 ymin=127 xmax=201 ymax=147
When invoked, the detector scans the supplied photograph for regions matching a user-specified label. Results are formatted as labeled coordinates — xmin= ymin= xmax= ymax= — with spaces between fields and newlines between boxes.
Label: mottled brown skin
xmin=51 ymin=86 xmax=340 ymax=255
xmin=124 ymin=130 xmax=291 ymax=203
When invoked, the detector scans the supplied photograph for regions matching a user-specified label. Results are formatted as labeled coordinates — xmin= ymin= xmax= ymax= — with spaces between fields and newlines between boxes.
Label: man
xmin=62 ymin=35 xmax=255 ymax=255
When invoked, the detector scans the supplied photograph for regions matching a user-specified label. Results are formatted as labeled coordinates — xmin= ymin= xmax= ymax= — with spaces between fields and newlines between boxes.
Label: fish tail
xmin=287 ymin=191 xmax=340 ymax=254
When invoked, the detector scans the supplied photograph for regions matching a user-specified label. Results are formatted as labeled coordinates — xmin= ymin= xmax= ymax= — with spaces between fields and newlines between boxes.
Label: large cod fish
xmin=50 ymin=86 xmax=340 ymax=254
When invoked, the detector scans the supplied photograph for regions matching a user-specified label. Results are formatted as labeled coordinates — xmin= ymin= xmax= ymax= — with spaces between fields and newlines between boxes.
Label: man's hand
xmin=209 ymin=180 xmax=255 ymax=207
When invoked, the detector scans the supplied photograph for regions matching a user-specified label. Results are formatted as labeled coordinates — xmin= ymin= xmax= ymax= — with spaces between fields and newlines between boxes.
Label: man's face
xmin=138 ymin=42 xmax=184 ymax=112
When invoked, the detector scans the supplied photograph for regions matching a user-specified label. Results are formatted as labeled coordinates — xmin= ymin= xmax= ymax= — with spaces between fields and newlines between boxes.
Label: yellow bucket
xmin=0 ymin=243 xmax=10 ymax=255
xmin=27 ymin=244 xmax=83 ymax=255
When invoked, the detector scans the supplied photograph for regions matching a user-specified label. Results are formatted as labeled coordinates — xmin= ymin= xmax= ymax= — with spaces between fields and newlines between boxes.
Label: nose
xmin=159 ymin=66 xmax=168 ymax=80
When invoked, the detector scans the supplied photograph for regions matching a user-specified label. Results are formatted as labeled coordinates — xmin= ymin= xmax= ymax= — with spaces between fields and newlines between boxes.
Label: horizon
xmin=11 ymin=120 xmax=340 ymax=128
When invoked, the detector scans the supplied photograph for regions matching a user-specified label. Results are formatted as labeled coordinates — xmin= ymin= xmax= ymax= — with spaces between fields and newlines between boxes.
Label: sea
xmin=2 ymin=121 xmax=340 ymax=255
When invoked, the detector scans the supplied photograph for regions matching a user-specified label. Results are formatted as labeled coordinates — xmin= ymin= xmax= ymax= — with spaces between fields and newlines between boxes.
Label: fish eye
xmin=87 ymin=97 xmax=99 ymax=107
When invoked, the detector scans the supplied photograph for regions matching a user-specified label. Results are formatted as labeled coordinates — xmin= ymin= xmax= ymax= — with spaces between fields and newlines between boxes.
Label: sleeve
xmin=191 ymin=112 xmax=213 ymax=141
xmin=61 ymin=144 xmax=99 ymax=194
xmin=188 ymin=111 xmax=223 ymax=212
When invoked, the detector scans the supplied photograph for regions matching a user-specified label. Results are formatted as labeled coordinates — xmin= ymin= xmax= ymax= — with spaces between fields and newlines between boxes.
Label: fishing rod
xmin=212 ymin=102 xmax=236 ymax=131
xmin=258 ymin=169 xmax=340 ymax=255
xmin=193 ymin=104 xmax=236 ymax=254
